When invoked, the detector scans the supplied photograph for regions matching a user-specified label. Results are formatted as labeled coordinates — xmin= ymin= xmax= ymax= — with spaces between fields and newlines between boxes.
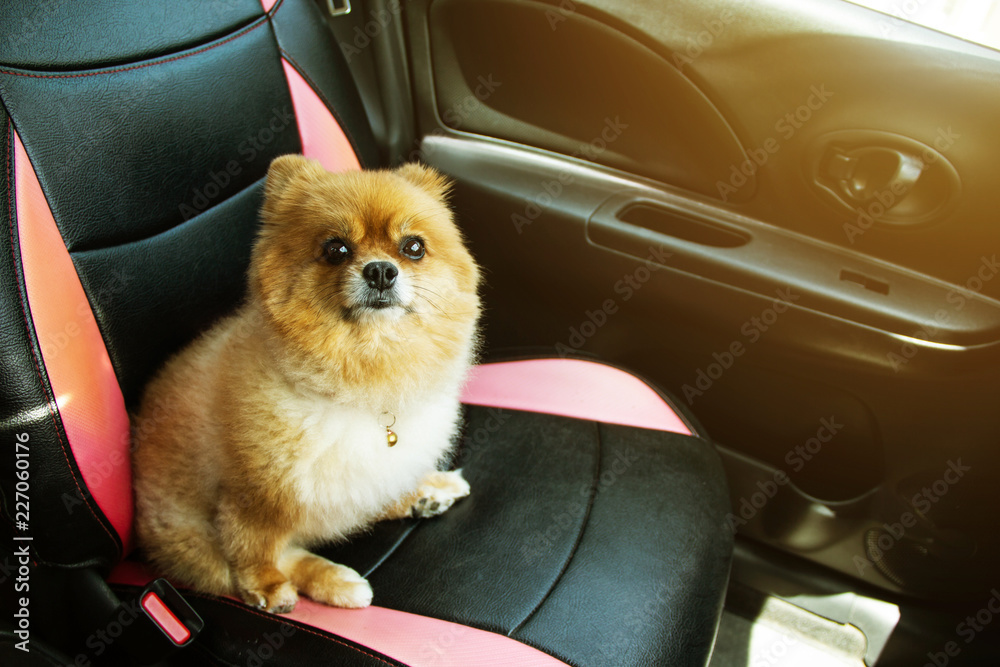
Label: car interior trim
xmin=109 ymin=561 xmax=570 ymax=666
xmin=280 ymin=57 xmax=363 ymax=173
xmin=12 ymin=131 xmax=132 ymax=550
xmin=461 ymin=359 xmax=694 ymax=435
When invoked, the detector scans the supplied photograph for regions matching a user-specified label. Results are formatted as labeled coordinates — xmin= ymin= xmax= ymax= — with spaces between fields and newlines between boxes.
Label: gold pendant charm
xmin=379 ymin=411 xmax=398 ymax=447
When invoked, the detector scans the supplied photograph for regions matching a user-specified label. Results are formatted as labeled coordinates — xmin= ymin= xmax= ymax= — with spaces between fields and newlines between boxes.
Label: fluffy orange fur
xmin=132 ymin=155 xmax=481 ymax=613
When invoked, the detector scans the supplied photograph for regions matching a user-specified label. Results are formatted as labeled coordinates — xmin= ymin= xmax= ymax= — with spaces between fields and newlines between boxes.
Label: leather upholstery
xmin=341 ymin=406 xmax=731 ymax=666
xmin=110 ymin=562 xmax=571 ymax=667
xmin=11 ymin=131 xmax=133 ymax=550
xmin=108 ymin=402 xmax=731 ymax=666
xmin=163 ymin=594 xmax=412 ymax=667
xmin=0 ymin=0 xmax=733 ymax=664
xmin=1 ymin=118 xmax=126 ymax=567
xmin=2 ymin=18 xmax=297 ymax=251
xmin=268 ymin=0 xmax=378 ymax=167
xmin=0 ymin=0 xmax=266 ymax=70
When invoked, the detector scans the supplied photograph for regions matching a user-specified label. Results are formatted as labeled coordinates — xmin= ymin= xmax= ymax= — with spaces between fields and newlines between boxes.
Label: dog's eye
xmin=321 ymin=238 xmax=351 ymax=265
xmin=400 ymin=237 xmax=425 ymax=260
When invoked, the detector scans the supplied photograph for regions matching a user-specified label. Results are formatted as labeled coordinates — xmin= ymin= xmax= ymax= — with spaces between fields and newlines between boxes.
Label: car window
xmin=844 ymin=0 xmax=1000 ymax=50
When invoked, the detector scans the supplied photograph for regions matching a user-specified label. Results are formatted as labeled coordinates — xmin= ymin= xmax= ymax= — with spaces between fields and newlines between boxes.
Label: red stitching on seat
xmin=187 ymin=593 xmax=401 ymax=667
xmin=265 ymin=0 xmax=287 ymax=17
xmin=0 ymin=14 xmax=269 ymax=80
xmin=5 ymin=123 xmax=119 ymax=551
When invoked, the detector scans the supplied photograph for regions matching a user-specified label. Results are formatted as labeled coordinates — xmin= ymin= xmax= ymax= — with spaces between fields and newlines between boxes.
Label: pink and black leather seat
xmin=0 ymin=1 xmax=732 ymax=665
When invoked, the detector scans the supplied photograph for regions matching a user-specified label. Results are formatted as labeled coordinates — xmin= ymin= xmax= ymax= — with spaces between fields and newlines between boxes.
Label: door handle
xmin=823 ymin=146 xmax=924 ymax=206
xmin=809 ymin=130 xmax=960 ymax=226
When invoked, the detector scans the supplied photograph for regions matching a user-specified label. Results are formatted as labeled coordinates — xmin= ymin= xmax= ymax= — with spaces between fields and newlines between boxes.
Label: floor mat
xmin=709 ymin=583 xmax=868 ymax=667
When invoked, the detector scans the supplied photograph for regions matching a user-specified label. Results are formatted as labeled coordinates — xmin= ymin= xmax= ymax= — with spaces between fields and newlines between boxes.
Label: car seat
xmin=0 ymin=1 xmax=732 ymax=664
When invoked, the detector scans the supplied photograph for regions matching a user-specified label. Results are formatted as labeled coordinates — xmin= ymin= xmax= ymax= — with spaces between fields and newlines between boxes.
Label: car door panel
xmin=427 ymin=0 xmax=754 ymax=200
xmin=392 ymin=0 xmax=1000 ymax=599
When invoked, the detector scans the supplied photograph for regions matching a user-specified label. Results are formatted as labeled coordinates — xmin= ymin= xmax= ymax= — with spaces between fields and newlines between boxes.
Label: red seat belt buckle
xmin=141 ymin=588 xmax=194 ymax=645
xmin=134 ymin=578 xmax=203 ymax=655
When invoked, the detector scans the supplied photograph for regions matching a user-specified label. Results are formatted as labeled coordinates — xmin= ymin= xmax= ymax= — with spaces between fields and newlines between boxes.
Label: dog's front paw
xmin=297 ymin=561 xmax=373 ymax=609
xmin=410 ymin=469 xmax=471 ymax=518
xmin=240 ymin=580 xmax=299 ymax=614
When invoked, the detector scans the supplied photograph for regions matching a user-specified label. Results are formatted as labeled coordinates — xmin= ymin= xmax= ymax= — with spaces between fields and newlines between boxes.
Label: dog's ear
xmin=262 ymin=155 xmax=328 ymax=225
xmin=395 ymin=163 xmax=452 ymax=201
xmin=265 ymin=154 xmax=325 ymax=199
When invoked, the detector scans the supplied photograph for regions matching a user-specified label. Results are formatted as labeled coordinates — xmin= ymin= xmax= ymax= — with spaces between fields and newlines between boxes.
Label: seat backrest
xmin=1 ymin=0 xmax=377 ymax=571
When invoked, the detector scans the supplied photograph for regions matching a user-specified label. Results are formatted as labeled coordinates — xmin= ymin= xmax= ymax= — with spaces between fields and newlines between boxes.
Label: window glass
xmin=845 ymin=0 xmax=1000 ymax=51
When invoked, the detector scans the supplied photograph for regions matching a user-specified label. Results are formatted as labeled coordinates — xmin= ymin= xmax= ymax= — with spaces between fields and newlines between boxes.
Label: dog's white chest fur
xmin=284 ymin=388 xmax=462 ymax=544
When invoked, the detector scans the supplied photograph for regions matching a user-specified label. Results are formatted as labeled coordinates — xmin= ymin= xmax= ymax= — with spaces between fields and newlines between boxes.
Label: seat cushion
xmin=111 ymin=359 xmax=732 ymax=666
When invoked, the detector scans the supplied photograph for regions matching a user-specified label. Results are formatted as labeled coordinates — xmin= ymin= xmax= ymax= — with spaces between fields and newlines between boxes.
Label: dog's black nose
xmin=362 ymin=261 xmax=398 ymax=290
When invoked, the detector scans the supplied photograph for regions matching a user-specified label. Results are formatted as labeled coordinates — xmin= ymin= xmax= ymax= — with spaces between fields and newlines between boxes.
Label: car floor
xmin=709 ymin=582 xmax=868 ymax=667
xmin=711 ymin=539 xmax=1000 ymax=667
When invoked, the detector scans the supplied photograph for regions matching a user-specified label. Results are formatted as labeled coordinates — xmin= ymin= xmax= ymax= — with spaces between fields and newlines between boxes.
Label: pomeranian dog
xmin=132 ymin=155 xmax=481 ymax=613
